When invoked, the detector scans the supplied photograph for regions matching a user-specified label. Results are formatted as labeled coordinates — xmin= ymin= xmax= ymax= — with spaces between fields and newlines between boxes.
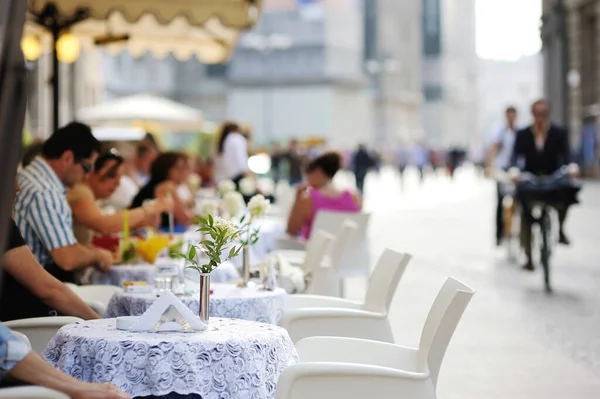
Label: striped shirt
xmin=14 ymin=157 xmax=77 ymax=266
xmin=0 ymin=324 xmax=30 ymax=378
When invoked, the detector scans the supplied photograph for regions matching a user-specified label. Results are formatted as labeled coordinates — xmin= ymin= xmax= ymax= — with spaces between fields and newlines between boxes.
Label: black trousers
xmin=496 ymin=182 xmax=504 ymax=241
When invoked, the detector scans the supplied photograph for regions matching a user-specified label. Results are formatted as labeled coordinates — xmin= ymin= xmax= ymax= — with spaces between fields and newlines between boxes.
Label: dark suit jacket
xmin=511 ymin=124 xmax=571 ymax=175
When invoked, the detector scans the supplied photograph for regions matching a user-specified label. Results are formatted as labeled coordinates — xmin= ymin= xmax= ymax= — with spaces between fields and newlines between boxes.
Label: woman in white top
xmin=215 ymin=121 xmax=250 ymax=185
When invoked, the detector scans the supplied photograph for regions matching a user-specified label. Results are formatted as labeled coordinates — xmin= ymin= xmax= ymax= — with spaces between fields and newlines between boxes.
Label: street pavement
xmin=342 ymin=166 xmax=600 ymax=398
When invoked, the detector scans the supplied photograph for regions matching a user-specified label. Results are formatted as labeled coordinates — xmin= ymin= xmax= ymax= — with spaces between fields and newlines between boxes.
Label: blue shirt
xmin=14 ymin=157 xmax=77 ymax=266
xmin=0 ymin=324 xmax=30 ymax=379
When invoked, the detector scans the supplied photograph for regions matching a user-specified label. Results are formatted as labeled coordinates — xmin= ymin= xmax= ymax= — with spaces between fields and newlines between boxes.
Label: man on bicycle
xmin=510 ymin=99 xmax=579 ymax=271
xmin=486 ymin=106 xmax=518 ymax=246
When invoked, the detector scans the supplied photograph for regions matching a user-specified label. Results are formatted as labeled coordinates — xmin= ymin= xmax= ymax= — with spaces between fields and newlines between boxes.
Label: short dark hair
xmin=217 ymin=122 xmax=240 ymax=154
xmin=306 ymin=152 xmax=342 ymax=179
xmin=94 ymin=148 xmax=124 ymax=179
xmin=42 ymin=122 xmax=101 ymax=161
xmin=150 ymin=152 xmax=187 ymax=183
xmin=506 ymin=106 xmax=517 ymax=114
xmin=22 ymin=140 xmax=45 ymax=167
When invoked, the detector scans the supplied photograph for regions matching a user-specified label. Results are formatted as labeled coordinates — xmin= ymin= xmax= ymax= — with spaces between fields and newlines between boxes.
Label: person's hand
xmin=295 ymin=182 xmax=309 ymax=195
xmin=567 ymin=163 xmax=580 ymax=179
xmin=95 ymin=248 xmax=114 ymax=272
xmin=149 ymin=196 xmax=173 ymax=214
xmin=484 ymin=165 xmax=493 ymax=178
xmin=508 ymin=167 xmax=521 ymax=183
xmin=71 ymin=382 xmax=130 ymax=399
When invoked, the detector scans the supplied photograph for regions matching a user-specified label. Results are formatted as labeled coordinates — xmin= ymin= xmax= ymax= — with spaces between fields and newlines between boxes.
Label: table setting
xmin=46 ymin=193 xmax=299 ymax=398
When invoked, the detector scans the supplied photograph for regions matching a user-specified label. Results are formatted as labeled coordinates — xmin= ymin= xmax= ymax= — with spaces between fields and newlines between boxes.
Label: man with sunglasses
xmin=13 ymin=123 xmax=114 ymax=307
xmin=510 ymin=100 xmax=580 ymax=271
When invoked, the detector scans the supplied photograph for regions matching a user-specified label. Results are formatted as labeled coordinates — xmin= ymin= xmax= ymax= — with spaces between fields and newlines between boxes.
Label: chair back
xmin=416 ymin=277 xmax=475 ymax=388
xmin=363 ymin=250 xmax=412 ymax=314
xmin=68 ymin=285 xmax=122 ymax=316
xmin=311 ymin=211 xmax=371 ymax=278
xmin=302 ymin=229 xmax=335 ymax=274
xmin=4 ymin=316 xmax=82 ymax=354
xmin=329 ymin=219 xmax=359 ymax=269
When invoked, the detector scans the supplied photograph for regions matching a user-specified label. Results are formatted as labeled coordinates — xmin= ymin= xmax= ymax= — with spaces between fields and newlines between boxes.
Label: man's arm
xmin=3 ymin=246 xmax=100 ymax=319
xmin=26 ymin=192 xmax=109 ymax=271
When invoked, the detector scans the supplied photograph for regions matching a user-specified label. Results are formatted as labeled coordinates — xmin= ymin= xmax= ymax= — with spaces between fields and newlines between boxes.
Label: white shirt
xmin=492 ymin=126 xmax=517 ymax=169
xmin=100 ymin=175 xmax=139 ymax=210
xmin=220 ymin=132 xmax=248 ymax=180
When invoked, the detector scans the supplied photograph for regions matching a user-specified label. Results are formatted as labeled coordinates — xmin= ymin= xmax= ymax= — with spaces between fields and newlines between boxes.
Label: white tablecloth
xmin=105 ymin=284 xmax=287 ymax=324
xmin=92 ymin=258 xmax=239 ymax=287
xmin=44 ymin=318 xmax=297 ymax=398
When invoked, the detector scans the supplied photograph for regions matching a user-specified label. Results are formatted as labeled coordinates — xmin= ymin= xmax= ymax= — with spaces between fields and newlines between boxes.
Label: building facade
xmin=421 ymin=0 xmax=478 ymax=149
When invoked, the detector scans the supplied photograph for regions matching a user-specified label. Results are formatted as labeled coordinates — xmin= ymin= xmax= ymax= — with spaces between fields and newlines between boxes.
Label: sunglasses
xmin=80 ymin=160 xmax=92 ymax=174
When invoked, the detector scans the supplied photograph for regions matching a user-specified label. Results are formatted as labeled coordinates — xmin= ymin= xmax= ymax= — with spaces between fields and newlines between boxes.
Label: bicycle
xmin=493 ymin=170 xmax=521 ymax=262
xmin=515 ymin=168 xmax=581 ymax=293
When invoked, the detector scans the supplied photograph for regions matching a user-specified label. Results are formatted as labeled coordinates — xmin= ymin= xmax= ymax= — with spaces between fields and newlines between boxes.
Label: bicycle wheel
xmin=503 ymin=196 xmax=518 ymax=262
xmin=540 ymin=211 xmax=552 ymax=292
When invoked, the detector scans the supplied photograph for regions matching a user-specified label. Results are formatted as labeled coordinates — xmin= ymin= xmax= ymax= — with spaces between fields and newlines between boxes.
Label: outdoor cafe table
xmin=43 ymin=318 xmax=298 ymax=399
xmin=105 ymin=284 xmax=287 ymax=325
xmin=92 ymin=258 xmax=239 ymax=287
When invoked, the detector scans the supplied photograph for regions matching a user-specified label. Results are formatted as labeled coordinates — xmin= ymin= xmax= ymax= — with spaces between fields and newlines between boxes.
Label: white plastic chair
xmin=275 ymin=277 xmax=475 ymax=399
xmin=279 ymin=250 xmax=411 ymax=343
xmin=303 ymin=220 xmax=358 ymax=296
xmin=67 ymin=284 xmax=123 ymax=316
xmin=276 ymin=211 xmax=371 ymax=296
xmin=276 ymin=230 xmax=335 ymax=294
xmin=4 ymin=317 xmax=82 ymax=354
xmin=0 ymin=387 xmax=69 ymax=398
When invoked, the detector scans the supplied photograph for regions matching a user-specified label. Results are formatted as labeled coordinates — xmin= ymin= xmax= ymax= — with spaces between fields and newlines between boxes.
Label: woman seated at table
xmin=130 ymin=152 xmax=194 ymax=233
xmin=286 ymin=151 xmax=362 ymax=240
xmin=68 ymin=149 xmax=171 ymax=246
xmin=0 ymin=217 xmax=102 ymax=321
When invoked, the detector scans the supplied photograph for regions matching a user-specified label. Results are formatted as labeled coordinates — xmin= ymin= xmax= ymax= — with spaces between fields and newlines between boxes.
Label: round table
xmin=105 ymin=284 xmax=287 ymax=324
xmin=92 ymin=259 xmax=239 ymax=287
xmin=43 ymin=318 xmax=297 ymax=399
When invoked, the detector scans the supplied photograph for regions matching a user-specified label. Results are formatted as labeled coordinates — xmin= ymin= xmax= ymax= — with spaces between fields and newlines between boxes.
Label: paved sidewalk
xmin=344 ymin=167 xmax=600 ymax=398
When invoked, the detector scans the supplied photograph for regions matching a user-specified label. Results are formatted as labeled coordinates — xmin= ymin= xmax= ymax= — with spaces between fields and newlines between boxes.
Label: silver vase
xmin=237 ymin=246 xmax=251 ymax=287
xmin=198 ymin=273 xmax=210 ymax=323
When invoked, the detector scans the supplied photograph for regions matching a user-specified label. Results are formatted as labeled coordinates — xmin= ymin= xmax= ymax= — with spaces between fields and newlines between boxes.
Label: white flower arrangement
xmin=218 ymin=180 xmax=236 ymax=196
xmin=187 ymin=173 xmax=202 ymax=191
xmin=239 ymin=194 xmax=271 ymax=246
xmin=222 ymin=191 xmax=245 ymax=218
xmin=239 ymin=177 xmax=256 ymax=196
xmin=178 ymin=215 xmax=243 ymax=274
xmin=197 ymin=199 xmax=219 ymax=218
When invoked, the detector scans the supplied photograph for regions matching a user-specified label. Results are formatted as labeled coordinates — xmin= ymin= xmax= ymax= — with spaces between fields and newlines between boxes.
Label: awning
xmin=25 ymin=0 xmax=262 ymax=63
xmin=77 ymin=94 xmax=204 ymax=131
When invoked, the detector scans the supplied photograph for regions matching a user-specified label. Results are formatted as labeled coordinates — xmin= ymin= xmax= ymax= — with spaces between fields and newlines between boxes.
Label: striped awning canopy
xmin=24 ymin=0 xmax=262 ymax=63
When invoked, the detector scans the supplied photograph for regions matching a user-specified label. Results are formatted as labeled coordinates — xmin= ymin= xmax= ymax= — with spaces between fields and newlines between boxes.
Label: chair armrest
xmin=275 ymin=237 xmax=307 ymax=251
xmin=85 ymin=300 xmax=106 ymax=317
xmin=0 ymin=387 xmax=69 ymax=398
xmin=285 ymin=295 xmax=363 ymax=311
xmin=4 ymin=317 xmax=82 ymax=329
xmin=295 ymin=336 xmax=418 ymax=370
xmin=275 ymin=363 xmax=432 ymax=399
xmin=279 ymin=308 xmax=393 ymax=344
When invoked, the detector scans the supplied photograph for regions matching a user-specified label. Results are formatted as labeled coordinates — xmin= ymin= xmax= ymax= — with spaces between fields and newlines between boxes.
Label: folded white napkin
xmin=118 ymin=291 xmax=206 ymax=332
xmin=274 ymin=253 xmax=307 ymax=294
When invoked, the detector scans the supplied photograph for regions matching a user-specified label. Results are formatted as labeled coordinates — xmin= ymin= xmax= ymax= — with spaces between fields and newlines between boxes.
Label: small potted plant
xmin=178 ymin=215 xmax=242 ymax=323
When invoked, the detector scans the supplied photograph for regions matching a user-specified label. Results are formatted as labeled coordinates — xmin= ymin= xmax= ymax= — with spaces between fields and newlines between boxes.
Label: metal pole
xmin=0 ymin=0 xmax=29 ymax=292
xmin=52 ymin=27 xmax=60 ymax=133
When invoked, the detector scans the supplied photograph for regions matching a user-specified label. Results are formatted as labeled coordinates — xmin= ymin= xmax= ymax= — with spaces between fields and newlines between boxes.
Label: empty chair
xmin=274 ymin=277 xmax=475 ymax=399
xmin=0 ymin=387 xmax=69 ymax=398
xmin=276 ymin=211 xmax=371 ymax=296
xmin=277 ymin=230 xmax=334 ymax=294
xmin=67 ymin=285 xmax=122 ymax=316
xmin=279 ymin=249 xmax=411 ymax=343
xmin=4 ymin=317 xmax=82 ymax=354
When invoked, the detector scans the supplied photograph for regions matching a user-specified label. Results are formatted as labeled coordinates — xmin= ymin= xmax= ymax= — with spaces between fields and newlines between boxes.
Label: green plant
xmin=177 ymin=215 xmax=243 ymax=274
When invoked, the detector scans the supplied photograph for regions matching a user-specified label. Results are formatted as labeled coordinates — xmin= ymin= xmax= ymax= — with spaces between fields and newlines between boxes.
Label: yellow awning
xmin=25 ymin=0 xmax=262 ymax=63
